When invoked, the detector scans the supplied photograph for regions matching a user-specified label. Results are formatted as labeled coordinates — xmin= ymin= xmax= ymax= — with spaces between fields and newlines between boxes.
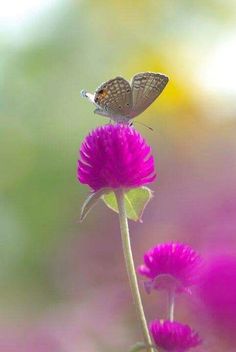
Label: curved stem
xmin=115 ymin=189 xmax=155 ymax=352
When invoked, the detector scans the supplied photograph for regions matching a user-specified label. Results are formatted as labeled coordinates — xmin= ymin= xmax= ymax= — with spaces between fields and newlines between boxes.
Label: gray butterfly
xmin=81 ymin=72 xmax=169 ymax=123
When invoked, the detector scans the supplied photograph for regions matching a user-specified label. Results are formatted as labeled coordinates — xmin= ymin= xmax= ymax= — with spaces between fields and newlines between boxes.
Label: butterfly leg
xmin=94 ymin=108 xmax=110 ymax=118
xmin=105 ymin=119 xmax=112 ymax=126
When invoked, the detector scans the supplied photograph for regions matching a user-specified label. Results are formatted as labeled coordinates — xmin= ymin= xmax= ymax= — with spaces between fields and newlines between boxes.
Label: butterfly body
xmin=81 ymin=72 xmax=169 ymax=123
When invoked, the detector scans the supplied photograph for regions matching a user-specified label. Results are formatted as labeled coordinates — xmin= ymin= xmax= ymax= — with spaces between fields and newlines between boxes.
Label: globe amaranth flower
xmin=138 ymin=242 xmax=201 ymax=293
xmin=77 ymin=124 xmax=156 ymax=191
xmin=197 ymin=254 xmax=236 ymax=343
xmin=150 ymin=320 xmax=201 ymax=352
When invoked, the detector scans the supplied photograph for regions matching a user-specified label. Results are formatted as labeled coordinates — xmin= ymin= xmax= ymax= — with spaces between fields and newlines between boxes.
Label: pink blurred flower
xmin=138 ymin=243 xmax=201 ymax=293
xmin=77 ymin=124 xmax=156 ymax=191
xmin=197 ymin=254 xmax=236 ymax=343
xmin=149 ymin=320 xmax=201 ymax=352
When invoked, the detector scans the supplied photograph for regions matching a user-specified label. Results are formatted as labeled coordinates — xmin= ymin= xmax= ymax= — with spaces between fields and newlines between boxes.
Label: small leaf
xmin=80 ymin=188 xmax=111 ymax=222
xmin=128 ymin=342 xmax=146 ymax=352
xmin=128 ymin=342 xmax=157 ymax=352
xmin=102 ymin=187 xmax=153 ymax=222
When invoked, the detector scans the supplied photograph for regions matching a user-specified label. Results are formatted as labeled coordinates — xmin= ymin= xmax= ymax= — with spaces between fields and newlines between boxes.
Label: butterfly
xmin=81 ymin=72 xmax=169 ymax=124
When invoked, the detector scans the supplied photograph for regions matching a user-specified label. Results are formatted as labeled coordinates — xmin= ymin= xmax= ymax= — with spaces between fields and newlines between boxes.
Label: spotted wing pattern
xmin=94 ymin=77 xmax=132 ymax=116
xmin=130 ymin=72 xmax=169 ymax=118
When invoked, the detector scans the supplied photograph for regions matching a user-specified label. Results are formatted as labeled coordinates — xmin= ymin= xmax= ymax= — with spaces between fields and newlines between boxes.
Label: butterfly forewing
xmin=130 ymin=72 xmax=169 ymax=118
xmin=94 ymin=77 xmax=132 ymax=116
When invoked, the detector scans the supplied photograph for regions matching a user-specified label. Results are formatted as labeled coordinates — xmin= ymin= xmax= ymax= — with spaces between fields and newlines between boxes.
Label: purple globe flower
xmin=150 ymin=320 xmax=201 ymax=352
xmin=78 ymin=124 xmax=156 ymax=191
xmin=138 ymin=242 xmax=201 ymax=293
xmin=197 ymin=254 xmax=236 ymax=343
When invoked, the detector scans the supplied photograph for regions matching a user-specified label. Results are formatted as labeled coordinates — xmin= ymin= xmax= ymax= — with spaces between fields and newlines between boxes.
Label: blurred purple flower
xmin=138 ymin=242 xmax=201 ymax=293
xmin=77 ymin=124 xmax=156 ymax=191
xmin=197 ymin=254 xmax=236 ymax=343
xmin=150 ymin=320 xmax=201 ymax=352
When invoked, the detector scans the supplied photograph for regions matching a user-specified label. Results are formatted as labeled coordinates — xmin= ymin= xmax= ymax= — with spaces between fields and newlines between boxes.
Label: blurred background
xmin=1 ymin=0 xmax=236 ymax=351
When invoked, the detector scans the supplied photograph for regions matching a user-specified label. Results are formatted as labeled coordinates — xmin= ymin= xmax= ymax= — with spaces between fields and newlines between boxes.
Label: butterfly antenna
xmin=80 ymin=89 xmax=88 ymax=98
xmin=133 ymin=121 xmax=154 ymax=131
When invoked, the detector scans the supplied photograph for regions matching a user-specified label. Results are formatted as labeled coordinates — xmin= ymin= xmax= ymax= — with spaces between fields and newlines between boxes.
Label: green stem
xmin=115 ymin=189 xmax=155 ymax=352
xmin=168 ymin=288 xmax=175 ymax=322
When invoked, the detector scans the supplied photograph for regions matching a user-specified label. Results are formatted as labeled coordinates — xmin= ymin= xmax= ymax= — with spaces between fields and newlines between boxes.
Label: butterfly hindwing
xmin=130 ymin=72 xmax=169 ymax=117
xmin=94 ymin=77 xmax=132 ymax=116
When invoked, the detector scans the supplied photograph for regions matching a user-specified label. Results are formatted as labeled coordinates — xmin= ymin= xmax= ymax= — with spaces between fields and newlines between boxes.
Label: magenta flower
xmin=197 ymin=254 xmax=236 ymax=343
xmin=150 ymin=320 xmax=201 ymax=352
xmin=77 ymin=124 xmax=156 ymax=191
xmin=138 ymin=242 xmax=201 ymax=293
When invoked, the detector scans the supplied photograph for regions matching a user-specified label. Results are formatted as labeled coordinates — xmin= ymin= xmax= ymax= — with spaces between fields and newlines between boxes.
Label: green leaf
xmin=128 ymin=342 xmax=146 ymax=352
xmin=102 ymin=187 xmax=153 ymax=222
xmin=80 ymin=188 xmax=111 ymax=222
xmin=128 ymin=342 xmax=157 ymax=352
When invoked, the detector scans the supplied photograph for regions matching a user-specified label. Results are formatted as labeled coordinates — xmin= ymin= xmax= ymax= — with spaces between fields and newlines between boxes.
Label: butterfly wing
xmin=94 ymin=77 xmax=132 ymax=117
xmin=130 ymin=72 xmax=169 ymax=118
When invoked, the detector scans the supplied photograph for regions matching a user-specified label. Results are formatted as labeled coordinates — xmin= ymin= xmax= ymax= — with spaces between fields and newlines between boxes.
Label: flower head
xmin=138 ymin=242 xmax=201 ymax=293
xmin=77 ymin=124 xmax=156 ymax=191
xmin=197 ymin=254 xmax=236 ymax=342
xmin=150 ymin=320 xmax=201 ymax=352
